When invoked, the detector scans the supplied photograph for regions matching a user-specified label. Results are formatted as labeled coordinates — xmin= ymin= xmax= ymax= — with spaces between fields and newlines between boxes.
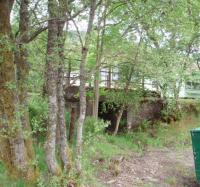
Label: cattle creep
xmin=98 ymin=99 xmax=164 ymax=133
xmin=0 ymin=0 xmax=37 ymax=181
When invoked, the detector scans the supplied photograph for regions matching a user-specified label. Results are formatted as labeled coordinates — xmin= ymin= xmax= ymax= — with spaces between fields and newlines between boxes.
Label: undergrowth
xmin=0 ymin=115 xmax=199 ymax=187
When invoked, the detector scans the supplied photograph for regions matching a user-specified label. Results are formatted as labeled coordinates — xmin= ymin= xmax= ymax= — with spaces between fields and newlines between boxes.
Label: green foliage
xmin=28 ymin=94 xmax=48 ymax=138
xmin=138 ymin=120 xmax=152 ymax=132
xmin=102 ymin=89 xmax=142 ymax=112
xmin=84 ymin=117 xmax=109 ymax=142
xmin=179 ymin=99 xmax=200 ymax=114
xmin=4 ymin=0 xmax=200 ymax=185
xmin=162 ymin=99 xmax=182 ymax=122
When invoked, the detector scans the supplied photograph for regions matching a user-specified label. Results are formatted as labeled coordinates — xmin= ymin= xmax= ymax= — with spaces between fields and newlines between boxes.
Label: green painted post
xmin=191 ymin=128 xmax=200 ymax=182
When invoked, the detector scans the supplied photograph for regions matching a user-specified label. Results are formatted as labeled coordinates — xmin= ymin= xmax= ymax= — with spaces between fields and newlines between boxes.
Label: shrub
xmin=162 ymin=99 xmax=182 ymax=123
xmin=84 ymin=117 xmax=110 ymax=142
xmin=28 ymin=94 xmax=48 ymax=140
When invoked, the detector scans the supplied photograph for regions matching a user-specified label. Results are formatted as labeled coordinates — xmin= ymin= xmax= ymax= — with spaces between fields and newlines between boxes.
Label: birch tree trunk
xmin=76 ymin=0 xmax=97 ymax=174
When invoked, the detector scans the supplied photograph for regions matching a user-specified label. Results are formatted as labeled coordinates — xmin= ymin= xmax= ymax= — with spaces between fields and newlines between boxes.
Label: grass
xmin=80 ymin=115 xmax=199 ymax=186
xmin=0 ymin=162 xmax=34 ymax=187
xmin=0 ymin=114 xmax=199 ymax=186
xmin=165 ymin=176 xmax=177 ymax=186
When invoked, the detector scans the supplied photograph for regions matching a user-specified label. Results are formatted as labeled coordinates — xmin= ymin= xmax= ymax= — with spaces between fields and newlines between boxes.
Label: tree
xmin=76 ymin=0 xmax=98 ymax=174
xmin=15 ymin=0 xmax=37 ymax=168
xmin=92 ymin=1 xmax=109 ymax=119
xmin=0 ymin=0 xmax=37 ymax=180
xmin=45 ymin=0 xmax=61 ymax=175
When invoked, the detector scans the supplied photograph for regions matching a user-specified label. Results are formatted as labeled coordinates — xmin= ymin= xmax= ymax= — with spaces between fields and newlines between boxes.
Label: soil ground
xmin=99 ymin=147 xmax=200 ymax=187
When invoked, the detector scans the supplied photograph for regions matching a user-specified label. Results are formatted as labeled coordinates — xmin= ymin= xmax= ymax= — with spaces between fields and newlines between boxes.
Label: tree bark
xmin=66 ymin=60 xmax=71 ymax=88
xmin=16 ymin=0 xmax=36 ymax=164
xmin=45 ymin=0 xmax=60 ymax=175
xmin=0 ymin=0 xmax=36 ymax=180
xmin=93 ymin=72 xmax=100 ymax=119
xmin=107 ymin=67 xmax=112 ymax=88
xmin=76 ymin=0 xmax=97 ymax=174
xmin=69 ymin=107 xmax=75 ymax=144
xmin=92 ymin=4 xmax=107 ymax=119
xmin=113 ymin=107 xmax=124 ymax=136
xmin=57 ymin=9 xmax=69 ymax=171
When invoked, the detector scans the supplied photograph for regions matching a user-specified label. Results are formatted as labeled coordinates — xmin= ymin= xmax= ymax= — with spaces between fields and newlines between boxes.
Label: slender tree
xmin=45 ymin=0 xmax=61 ymax=175
xmin=15 ymin=0 xmax=36 ymax=165
xmin=92 ymin=2 xmax=108 ymax=119
xmin=56 ymin=0 xmax=69 ymax=171
xmin=76 ymin=0 xmax=98 ymax=174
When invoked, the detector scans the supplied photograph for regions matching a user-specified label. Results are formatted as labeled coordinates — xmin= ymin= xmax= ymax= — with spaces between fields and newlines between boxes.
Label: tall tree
xmin=56 ymin=0 xmax=69 ymax=171
xmin=45 ymin=0 xmax=72 ymax=174
xmin=15 ymin=0 xmax=36 ymax=166
xmin=92 ymin=1 xmax=108 ymax=119
xmin=45 ymin=0 xmax=61 ymax=175
xmin=0 ymin=0 xmax=37 ymax=180
xmin=76 ymin=0 xmax=98 ymax=174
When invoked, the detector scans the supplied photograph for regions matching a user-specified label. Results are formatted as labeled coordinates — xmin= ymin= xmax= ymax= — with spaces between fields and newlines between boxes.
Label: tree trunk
xmin=66 ymin=60 xmax=71 ymax=88
xmin=0 ymin=0 xmax=36 ymax=180
xmin=76 ymin=0 xmax=97 ymax=174
xmin=107 ymin=67 xmax=112 ymax=88
xmin=57 ymin=66 xmax=69 ymax=171
xmin=76 ymin=48 xmax=87 ymax=174
xmin=16 ymin=0 xmax=36 ymax=163
xmin=113 ymin=107 xmax=124 ymax=136
xmin=127 ymin=105 xmax=132 ymax=131
xmin=69 ymin=107 xmax=76 ymax=144
xmin=92 ymin=4 xmax=108 ymax=119
xmin=93 ymin=72 xmax=100 ymax=119
xmin=45 ymin=0 xmax=60 ymax=175
xmin=57 ymin=13 xmax=69 ymax=171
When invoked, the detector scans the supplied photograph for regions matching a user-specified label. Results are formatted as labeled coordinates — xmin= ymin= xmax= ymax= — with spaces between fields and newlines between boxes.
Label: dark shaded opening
xmin=98 ymin=101 xmax=127 ymax=132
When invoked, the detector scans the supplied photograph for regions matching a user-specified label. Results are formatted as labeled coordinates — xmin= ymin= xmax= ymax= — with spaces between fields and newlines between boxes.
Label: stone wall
xmin=65 ymin=86 xmax=164 ymax=131
xmin=127 ymin=99 xmax=164 ymax=129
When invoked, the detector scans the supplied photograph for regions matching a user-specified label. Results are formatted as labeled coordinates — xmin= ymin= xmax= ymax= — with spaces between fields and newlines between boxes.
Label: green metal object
xmin=191 ymin=128 xmax=200 ymax=182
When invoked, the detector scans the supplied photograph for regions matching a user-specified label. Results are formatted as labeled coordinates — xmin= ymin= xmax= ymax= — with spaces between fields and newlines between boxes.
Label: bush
xmin=84 ymin=117 xmax=110 ymax=142
xmin=162 ymin=99 xmax=182 ymax=123
xmin=28 ymin=94 xmax=48 ymax=140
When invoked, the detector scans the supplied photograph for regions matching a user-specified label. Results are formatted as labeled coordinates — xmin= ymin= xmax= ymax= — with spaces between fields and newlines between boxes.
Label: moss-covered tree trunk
xmin=15 ymin=0 xmax=36 ymax=163
xmin=45 ymin=0 xmax=61 ymax=175
xmin=0 ymin=0 xmax=37 ymax=180
xmin=45 ymin=0 xmax=70 ymax=174
xmin=57 ymin=2 xmax=69 ymax=170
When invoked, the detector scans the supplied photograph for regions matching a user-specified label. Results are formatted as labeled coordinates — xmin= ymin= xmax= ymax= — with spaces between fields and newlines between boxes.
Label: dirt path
xmin=99 ymin=148 xmax=200 ymax=187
